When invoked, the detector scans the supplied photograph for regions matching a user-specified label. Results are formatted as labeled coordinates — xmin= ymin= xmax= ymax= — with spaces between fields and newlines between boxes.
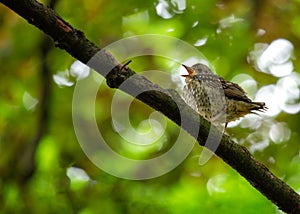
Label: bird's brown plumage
xmin=181 ymin=63 xmax=267 ymax=129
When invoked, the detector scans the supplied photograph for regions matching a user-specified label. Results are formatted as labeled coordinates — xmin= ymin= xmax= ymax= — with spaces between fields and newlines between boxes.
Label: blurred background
xmin=1 ymin=0 xmax=300 ymax=213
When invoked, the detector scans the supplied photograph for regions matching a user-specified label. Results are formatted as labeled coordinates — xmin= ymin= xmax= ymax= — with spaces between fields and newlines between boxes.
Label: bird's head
xmin=181 ymin=64 xmax=196 ymax=78
xmin=181 ymin=63 xmax=211 ymax=78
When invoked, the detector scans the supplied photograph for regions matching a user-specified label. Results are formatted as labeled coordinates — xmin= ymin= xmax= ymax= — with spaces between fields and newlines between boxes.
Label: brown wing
xmin=219 ymin=77 xmax=252 ymax=102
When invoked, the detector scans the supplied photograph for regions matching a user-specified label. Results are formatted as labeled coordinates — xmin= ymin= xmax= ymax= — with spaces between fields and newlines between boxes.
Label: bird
xmin=181 ymin=63 xmax=267 ymax=130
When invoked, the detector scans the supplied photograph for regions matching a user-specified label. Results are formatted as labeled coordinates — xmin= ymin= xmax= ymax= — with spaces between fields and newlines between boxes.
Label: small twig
xmin=120 ymin=60 xmax=132 ymax=71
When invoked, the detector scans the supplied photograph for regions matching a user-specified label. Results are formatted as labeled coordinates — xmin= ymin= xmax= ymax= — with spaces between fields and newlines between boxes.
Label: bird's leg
xmin=223 ymin=123 xmax=228 ymax=134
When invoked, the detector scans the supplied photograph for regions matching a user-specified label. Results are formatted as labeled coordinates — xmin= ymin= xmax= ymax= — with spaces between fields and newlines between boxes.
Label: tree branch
xmin=1 ymin=0 xmax=300 ymax=213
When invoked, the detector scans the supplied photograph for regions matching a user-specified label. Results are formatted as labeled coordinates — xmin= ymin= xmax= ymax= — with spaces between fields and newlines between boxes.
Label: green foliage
xmin=1 ymin=0 xmax=300 ymax=213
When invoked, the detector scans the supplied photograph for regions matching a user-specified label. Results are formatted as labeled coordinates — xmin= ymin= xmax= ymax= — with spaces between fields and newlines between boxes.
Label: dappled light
xmin=53 ymin=69 xmax=74 ymax=87
xmin=155 ymin=0 xmax=186 ymax=19
xmin=277 ymin=73 xmax=300 ymax=114
xmin=254 ymin=39 xmax=294 ymax=77
xmin=70 ymin=60 xmax=90 ymax=81
xmin=193 ymin=37 xmax=208 ymax=47
xmin=67 ymin=166 xmax=91 ymax=182
xmin=217 ymin=14 xmax=244 ymax=33
xmin=22 ymin=91 xmax=38 ymax=111
xmin=53 ymin=60 xmax=90 ymax=87
xmin=269 ymin=122 xmax=291 ymax=144
xmin=207 ymin=174 xmax=227 ymax=196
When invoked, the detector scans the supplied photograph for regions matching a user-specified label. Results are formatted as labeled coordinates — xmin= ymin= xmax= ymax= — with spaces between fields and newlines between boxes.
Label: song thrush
xmin=181 ymin=63 xmax=267 ymax=129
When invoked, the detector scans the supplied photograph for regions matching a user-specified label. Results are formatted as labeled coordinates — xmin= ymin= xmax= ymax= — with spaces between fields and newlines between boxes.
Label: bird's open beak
xmin=181 ymin=64 xmax=196 ymax=77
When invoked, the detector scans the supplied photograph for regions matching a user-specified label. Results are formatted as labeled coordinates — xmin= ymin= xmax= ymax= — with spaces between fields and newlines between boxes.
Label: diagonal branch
xmin=1 ymin=0 xmax=300 ymax=213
